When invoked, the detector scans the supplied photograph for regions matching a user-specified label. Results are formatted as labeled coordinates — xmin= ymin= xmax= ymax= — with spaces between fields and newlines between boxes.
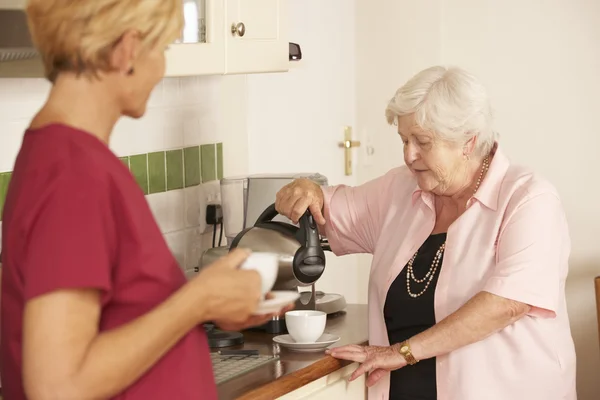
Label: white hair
xmin=385 ymin=66 xmax=497 ymax=156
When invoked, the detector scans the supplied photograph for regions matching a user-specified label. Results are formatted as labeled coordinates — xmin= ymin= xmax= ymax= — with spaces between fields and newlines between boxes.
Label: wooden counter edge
xmin=236 ymin=350 xmax=366 ymax=400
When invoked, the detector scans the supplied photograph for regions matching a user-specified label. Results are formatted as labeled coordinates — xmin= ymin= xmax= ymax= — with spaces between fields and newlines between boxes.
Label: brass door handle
xmin=231 ymin=22 xmax=246 ymax=37
xmin=338 ymin=126 xmax=361 ymax=176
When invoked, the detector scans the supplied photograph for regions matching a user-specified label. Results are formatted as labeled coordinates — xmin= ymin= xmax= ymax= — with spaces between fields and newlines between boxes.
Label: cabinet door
xmin=279 ymin=363 xmax=367 ymax=400
xmin=165 ymin=0 xmax=226 ymax=76
xmin=225 ymin=0 xmax=288 ymax=74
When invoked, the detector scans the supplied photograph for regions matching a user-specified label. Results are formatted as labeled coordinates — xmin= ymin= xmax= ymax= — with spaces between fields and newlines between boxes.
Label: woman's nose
xmin=404 ymin=143 xmax=419 ymax=164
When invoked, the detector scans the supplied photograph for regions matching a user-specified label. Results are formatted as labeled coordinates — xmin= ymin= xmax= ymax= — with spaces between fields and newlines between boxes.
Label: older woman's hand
xmin=275 ymin=178 xmax=326 ymax=225
xmin=326 ymin=344 xmax=407 ymax=386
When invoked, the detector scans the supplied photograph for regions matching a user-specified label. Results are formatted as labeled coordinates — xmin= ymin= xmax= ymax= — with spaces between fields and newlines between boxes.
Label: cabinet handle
xmin=231 ymin=22 xmax=246 ymax=37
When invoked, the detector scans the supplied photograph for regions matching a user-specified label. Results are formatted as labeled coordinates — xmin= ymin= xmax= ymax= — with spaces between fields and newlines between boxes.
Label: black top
xmin=384 ymin=233 xmax=446 ymax=400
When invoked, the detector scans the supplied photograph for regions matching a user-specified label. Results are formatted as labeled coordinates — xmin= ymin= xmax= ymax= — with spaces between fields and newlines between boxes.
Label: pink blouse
xmin=322 ymin=146 xmax=577 ymax=400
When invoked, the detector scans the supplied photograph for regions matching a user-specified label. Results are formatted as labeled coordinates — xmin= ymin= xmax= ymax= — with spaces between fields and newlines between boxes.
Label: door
xmin=244 ymin=0 xmax=367 ymax=304
xmin=225 ymin=0 xmax=288 ymax=74
xmin=165 ymin=0 xmax=226 ymax=76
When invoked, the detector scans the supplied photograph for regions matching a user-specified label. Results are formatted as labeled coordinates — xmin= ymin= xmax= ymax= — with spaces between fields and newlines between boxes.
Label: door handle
xmin=338 ymin=126 xmax=361 ymax=176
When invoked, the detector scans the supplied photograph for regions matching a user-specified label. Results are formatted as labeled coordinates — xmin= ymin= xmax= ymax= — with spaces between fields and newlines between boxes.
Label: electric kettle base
xmin=204 ymin=324 xmax=245 ymax=348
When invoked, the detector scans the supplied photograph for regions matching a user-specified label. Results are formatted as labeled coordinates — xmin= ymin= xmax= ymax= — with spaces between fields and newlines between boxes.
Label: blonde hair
xmin=385 ymin=66 xmax=497 ymax=156
xmin=26 ymin=0 xmax=184 ymax=82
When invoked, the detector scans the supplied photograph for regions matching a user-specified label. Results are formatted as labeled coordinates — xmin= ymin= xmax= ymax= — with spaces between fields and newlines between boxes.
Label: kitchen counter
xmin=216 ymin=304 xmax=368 ymax=400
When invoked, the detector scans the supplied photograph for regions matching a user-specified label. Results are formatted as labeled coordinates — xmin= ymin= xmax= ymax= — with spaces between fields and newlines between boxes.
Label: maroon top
xmin=0 ymin=124 xmax=216 ymax=399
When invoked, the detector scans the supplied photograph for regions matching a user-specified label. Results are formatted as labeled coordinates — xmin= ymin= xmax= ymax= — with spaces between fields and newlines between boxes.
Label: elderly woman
xmin=276 ymin=66 xmax=577 ymax=400
xmin=0 ymin=1 xmax=283 ymax=400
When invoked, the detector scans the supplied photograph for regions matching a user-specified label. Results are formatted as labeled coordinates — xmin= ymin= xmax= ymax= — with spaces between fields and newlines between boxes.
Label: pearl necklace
xmin=406 ymin=155 xmax=490 ymax=298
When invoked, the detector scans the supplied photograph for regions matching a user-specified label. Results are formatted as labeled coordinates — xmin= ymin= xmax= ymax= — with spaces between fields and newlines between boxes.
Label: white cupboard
xmin=278 ymin=363 xmax=367 ymax=400
xmin=166 ymin=0 xmax=289 ymax=77
xmin=225 ymin=0 xmax=289 ymax=74
xmin=0 ymin=0 xmax=289 ymax=78
xmin=166 ymin=0 xmax=226 ymax=76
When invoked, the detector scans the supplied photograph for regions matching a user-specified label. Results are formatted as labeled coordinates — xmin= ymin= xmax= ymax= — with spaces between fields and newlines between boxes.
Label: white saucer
xmin=273 ymin=333 xmax=341 ymax=352
xmin=253 ymin=291 xmax=300 ymax=315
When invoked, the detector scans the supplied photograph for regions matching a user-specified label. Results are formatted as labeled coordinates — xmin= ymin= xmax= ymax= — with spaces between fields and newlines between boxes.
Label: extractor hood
xmin=0 ymin=4 xmax=45 ymax=78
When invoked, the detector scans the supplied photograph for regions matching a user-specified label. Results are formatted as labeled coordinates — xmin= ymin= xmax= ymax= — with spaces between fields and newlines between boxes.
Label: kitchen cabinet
xmin=225 ymin=0 xmax=288 ymax=74
xmin=166 ymin=0 xmax=226 ymax=76
xmin=0 ymin=0 xmax=288 ymax=78
xmin=166 ymin=0 xmax=288 ymax=77
xmin=278 ymin=363 xmax=367 ymax=400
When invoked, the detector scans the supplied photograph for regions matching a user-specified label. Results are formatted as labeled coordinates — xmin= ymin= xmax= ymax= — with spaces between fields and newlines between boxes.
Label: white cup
xmin=240 ymin=252 xmax=278 ymax=296
xmin=285 ymin=310 xmax=327 ymax=343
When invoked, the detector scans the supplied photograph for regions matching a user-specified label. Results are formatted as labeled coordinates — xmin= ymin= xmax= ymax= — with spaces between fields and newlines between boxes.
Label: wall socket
xmin=200 ymin=180 xmax=221 ymax=234
xmin=202 ymin=180 xmax=221 ymax=205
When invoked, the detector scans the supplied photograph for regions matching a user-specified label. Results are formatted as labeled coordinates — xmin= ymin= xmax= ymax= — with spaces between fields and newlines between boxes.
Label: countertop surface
xmin=216 ymin=304 xmax=369 ymax=400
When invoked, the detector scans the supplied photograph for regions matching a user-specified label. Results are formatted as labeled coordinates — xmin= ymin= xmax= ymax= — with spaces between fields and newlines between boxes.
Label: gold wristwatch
xmin=397 ymin=340 xmax=419 ymax=365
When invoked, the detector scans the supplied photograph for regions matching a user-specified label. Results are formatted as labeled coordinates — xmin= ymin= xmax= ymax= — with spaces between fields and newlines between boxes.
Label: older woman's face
xmin=397 ymin=114 xmax=465 ymax=195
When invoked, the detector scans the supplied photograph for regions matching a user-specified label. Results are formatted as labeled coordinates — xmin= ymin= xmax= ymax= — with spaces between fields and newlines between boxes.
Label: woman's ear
xmin=463 ymin=135 xmax=478 ymax=157
xmin=110 ymin=30 xmax=141 ymax=75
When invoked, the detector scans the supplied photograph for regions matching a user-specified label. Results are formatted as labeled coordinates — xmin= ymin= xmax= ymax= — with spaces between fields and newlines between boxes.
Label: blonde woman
xmin=0 ymin=1 xmax=277 ymax=399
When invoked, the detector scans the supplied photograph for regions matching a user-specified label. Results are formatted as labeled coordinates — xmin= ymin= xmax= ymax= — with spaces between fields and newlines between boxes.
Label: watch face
xmin=400 ymin=346 xmax=409 ymax=353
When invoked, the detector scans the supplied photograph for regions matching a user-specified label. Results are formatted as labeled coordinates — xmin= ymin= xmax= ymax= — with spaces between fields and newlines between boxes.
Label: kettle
xmin=229 ymin=203 xmax=328 ymax=290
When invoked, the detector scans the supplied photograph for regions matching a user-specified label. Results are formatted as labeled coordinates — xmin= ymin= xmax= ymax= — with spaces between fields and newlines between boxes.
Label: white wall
xmin=0 ymin=74 xmax=249 ymax=275
xmin=356 ymin=0 xmax=600 ymax=398
xmin=246 ymin=0 xmax=355 ymax=180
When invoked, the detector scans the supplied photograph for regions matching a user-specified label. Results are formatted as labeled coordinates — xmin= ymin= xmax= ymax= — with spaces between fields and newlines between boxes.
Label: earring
xmin=464 ymin=154 xmax=470 ymax=161
xmin=127 ymin=67 xmax=135 ymax=75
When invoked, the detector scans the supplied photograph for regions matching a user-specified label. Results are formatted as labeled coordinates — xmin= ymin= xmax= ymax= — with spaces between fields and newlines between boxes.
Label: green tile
xmin=119 ymin=156 xmax=129 ymax=168
xmin=129 ymin=154 xmax=149 ymax=195
xmin=201 ymin=144 xmax=216 ymax=182
xmin=166 ymin=149 xmax=184 ymax=190
xmin=148 ymin=152 xmax=166 ymax=194
xmin=0 ymin=172 xmax=12 ymax=222
xmin=216 ymin=143 xmax=224 ymax=180
xmin=184 ymin=146 xmax=201 ymax=187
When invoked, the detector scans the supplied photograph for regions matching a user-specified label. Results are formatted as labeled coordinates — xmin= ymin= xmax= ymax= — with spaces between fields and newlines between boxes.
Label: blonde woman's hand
xmin=193 ymin=249 xmax=262 ymax=325
xmin=275 ymin=178 xmax=326 ymax=225
xmin=214 ymin=293 xmax=296 ymax=332
xmin=326 ymin=344 xmax=407 ymax=387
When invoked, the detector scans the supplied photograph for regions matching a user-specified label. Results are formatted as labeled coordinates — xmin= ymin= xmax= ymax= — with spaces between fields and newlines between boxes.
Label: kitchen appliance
xmin=220 ymin=173 xmax=329 ymax=245
xmin=198 ymin=173 xmax=346 ymax=344
xmin=231 ymin=204 xmax=327 ymax=288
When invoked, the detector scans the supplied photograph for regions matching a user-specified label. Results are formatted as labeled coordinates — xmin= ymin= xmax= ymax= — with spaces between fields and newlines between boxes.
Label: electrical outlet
xmin=200 ymin=180 xmax=221 ymax=234
xmin=202 ymin=180 xmax=221 ymax=204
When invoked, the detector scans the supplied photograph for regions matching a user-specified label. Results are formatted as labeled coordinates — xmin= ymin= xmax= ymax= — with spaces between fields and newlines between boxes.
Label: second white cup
xmin=285 ymin=310 xmax=327 ymax=343
xmin=240 ymin=252 xmax=278 ymax=296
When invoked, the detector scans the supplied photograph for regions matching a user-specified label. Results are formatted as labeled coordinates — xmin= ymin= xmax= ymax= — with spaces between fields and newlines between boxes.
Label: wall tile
xmin=0 ymin=120 xmax=27 ymax=172
xmin=162 ymin=78 xmax=181 ymax=105
xmin=216 ymin=143 xmax=224 ymax=180
xmin=110 ymin=116 xmax=138 ymax=157
xmin=184 ymin=186 xmax=202 ymax=229
xmin=164 ymin=229 xmax=186 ymax=269
xmin=0 ymin=172 xmax=12 ymax=221
xmin=119 ymin=156 xmax=130 ymax=168
xmin=201 ymin=144 xmax=216 ymax=182
xmin=148 ymin=151 xmax=166 ymax=194
xmin=164 ymin=108 xmax=184 ymax=150
xmin=184 ymin=146 xmax=201 ymax=187
xmin=146 ymin=81 xmax=164 ymax=109
xmin=166 ymin=149 xmax=184 ymax=190
xmin=129 ymin=154 xmax=149 ymax=195
xmin=185 ymin=227 xmax=204 ymax=270
xmin=132 ymin=112 xmax=165 ymax=154
xmin=146 ymin=190 xmax=185 ymax=234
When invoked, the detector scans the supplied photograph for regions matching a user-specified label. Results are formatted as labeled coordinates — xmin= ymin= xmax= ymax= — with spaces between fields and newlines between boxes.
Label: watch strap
xmin=397 ymin=340 xmax=419 ymax=365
